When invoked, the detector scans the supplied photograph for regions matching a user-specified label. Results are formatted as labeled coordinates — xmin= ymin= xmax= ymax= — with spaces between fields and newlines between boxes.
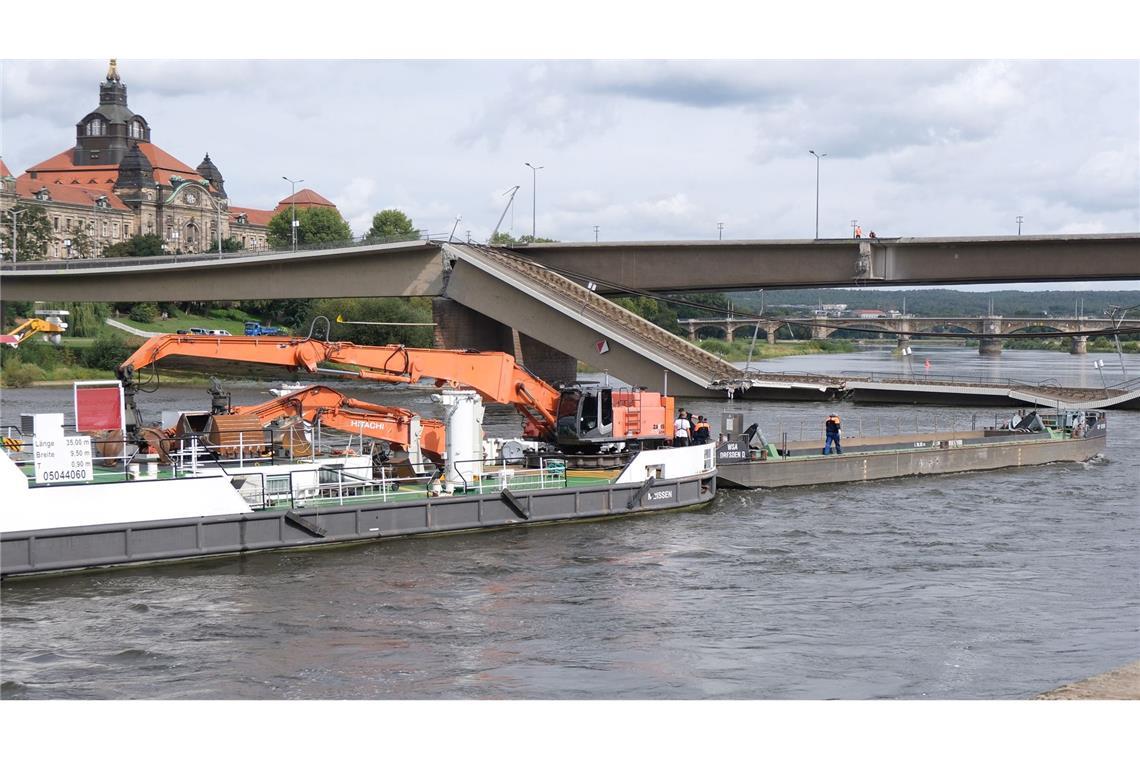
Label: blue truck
xmin=244 ymin=321 xmax=288 ymax=337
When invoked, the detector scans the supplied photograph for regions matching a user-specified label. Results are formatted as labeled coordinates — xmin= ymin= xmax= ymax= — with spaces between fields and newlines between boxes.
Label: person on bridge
xmin=854 ymin=225 xmax=863 ymax=238
xmin=673 ymin=410 xmax=692 ymax=447
xmin=823 ymin=413 xmax=843 ymax=455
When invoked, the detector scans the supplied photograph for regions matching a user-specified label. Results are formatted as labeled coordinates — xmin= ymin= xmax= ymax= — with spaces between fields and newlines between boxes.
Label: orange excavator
xmin=118 ymin=334 xmax=674 ymax=452
xmin=228 ymin=383 xmax=446 ymax=465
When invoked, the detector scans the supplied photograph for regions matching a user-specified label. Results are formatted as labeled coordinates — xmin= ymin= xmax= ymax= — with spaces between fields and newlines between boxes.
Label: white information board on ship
xmin=33 ymin=435 xmax=94 ymax=484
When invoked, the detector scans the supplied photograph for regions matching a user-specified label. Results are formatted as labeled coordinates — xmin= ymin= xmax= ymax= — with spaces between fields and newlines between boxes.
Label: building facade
xmin=1 ymin=60 xmax=338 ymax=261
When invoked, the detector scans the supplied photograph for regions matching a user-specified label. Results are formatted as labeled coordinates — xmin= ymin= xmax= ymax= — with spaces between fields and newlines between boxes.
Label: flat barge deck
xmin=715 ymin=411 xmax=1106 ymax=489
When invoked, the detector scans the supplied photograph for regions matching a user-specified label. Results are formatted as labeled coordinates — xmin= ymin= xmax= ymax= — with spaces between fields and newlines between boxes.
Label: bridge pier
xmin=979 ymin=317 xmax=1004 ymax=356
xmin=432 ymin=297 xmax=577 ymax=385
xmin=767 ymin=327 xmax=777 ymax=345
xmin=1069 ymin=334 xmax=1088 ymax=355
xmin=432 ymin=297 xmax=515 ymax=354
xmin=516 ymin=333 xmax=577 ymax=386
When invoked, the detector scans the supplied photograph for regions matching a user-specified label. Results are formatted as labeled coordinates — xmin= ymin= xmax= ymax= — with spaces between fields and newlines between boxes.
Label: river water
xmin=1 ymin=348 xmax=1137 ymax=699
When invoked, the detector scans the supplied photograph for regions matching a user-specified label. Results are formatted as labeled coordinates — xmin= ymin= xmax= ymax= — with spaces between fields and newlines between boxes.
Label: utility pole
xmin=593 ymin=225 xmax=599 ymax=242
xmin=850 ymin=219 xmax=858 ymax=238
xmin=717 ymin=222 xmax=724 ymax=240
xmin=9 ymin=208 xmax=26 ymax=262
xmin=525 ymin=162 xmax=543 ymax=240
xmin=1016 ymin=215 xmax=1023 ymax=235
xmin=283 ymin=176 xmax=302 ymax=252
xmin=809 ymin=150 xmax=826 ymax=239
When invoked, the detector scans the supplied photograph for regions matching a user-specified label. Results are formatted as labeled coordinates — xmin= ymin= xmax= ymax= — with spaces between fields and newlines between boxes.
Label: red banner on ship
xmin=75 ymin=385 xmax=124 ymax=432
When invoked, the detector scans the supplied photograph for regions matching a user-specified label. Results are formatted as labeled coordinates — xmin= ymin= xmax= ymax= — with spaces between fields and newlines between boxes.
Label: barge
xmin=714 ymin=409 xmax=1106 ymax=489
xmin=1 ymin=387 xmax=716 ymax=579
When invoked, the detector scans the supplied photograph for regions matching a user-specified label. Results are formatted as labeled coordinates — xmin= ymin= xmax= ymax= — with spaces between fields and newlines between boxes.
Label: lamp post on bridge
xmin=283 ymin=176 xmax=303 ymax=253
xmin=717 ymin=222 xmax=724 ymax=240
xmin=809 ymin=150 xmax=826 ymax=239
xmin=525 ymin=162 xmax=543 ymax=240
xmin=1016 ymin=215 xmax=1023 ymax=235
xmin=9 ymin=207 xmax=26 ymax=263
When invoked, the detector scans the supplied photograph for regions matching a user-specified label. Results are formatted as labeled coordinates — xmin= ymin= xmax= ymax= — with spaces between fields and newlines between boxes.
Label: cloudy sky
xmin=4 ymin=58 xmax=1136 ymax=246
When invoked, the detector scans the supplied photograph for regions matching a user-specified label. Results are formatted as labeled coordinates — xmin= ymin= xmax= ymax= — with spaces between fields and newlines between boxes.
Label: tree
xmin=5 ymin=202 xmax=54 ymax=261
xmin=69 ymin=226 xmax=95 ymax=259
xmin=489 ymin=231 xmax=557 ymax=245
xmin=366 ymin=209 xmax=419 ymax=242
xmin=104 ymin=233 xmax=165 ymax=258
xmin=221 ymin=237 xmax=243 ymax=252
xmin=267 ymin=207 xmax=352 ymax=249
xmin=301 ymin=297 xmax=434 ymax=347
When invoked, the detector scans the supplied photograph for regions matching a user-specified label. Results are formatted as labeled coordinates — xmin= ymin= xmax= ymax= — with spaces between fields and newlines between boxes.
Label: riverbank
xmin=1035 ymin=661 xmax=1140 ymax=699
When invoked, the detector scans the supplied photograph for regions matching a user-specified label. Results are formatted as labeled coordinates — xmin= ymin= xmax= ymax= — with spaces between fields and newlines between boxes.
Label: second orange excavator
xmin=228 ymin=383 xmax=445 ymax=469
xmin=118 ymin=334 xmax=675 ymax=452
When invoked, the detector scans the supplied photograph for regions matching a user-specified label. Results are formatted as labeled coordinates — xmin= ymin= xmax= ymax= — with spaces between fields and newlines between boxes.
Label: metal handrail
xmin=0 ymin=231 xmax=452 ymax=271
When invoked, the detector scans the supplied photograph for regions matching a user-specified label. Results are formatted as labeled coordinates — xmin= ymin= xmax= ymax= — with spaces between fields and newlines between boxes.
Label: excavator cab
xmin=555 ymin=386 xmax=615 ymax=448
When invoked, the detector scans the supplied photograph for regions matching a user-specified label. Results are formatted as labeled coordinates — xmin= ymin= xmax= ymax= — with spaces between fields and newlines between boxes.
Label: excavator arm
xmin=230 ymin=385 xmax=446 ymax=459
xmin=1 ymin=317 xmax=67 ymax=348
xmin=119 ymin=335 xmax=561 ymax=438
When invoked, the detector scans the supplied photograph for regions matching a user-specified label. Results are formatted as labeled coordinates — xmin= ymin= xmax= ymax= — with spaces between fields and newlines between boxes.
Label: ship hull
xmin=1 ymin=473 xmax=716 ymax=578
xmin=716 ymin=434 xmax=1104 ymax=489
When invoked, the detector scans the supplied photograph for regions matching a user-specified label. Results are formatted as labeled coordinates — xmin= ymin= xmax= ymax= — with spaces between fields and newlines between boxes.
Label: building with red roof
xmin=1 ymin=60 xmax=339 ymax=259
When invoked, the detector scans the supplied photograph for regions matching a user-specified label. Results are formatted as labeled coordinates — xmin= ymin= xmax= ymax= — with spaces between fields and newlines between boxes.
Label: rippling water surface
xmin=2 ymin=348 xmax=1137 ymax=699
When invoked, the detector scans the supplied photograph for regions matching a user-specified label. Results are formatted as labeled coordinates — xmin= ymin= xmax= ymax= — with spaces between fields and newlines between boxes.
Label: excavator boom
xmin=230 ymin=384 xmax=446 ymax=458
xmin=120 ymin=335 xmax=561 ymax=436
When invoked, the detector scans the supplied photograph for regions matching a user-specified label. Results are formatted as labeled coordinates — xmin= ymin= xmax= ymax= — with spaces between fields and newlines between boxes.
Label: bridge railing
xmin=838 ymin=368 xmax=1140 ymax=394
xmin=0 ymin=231 xmax=455 ymax=272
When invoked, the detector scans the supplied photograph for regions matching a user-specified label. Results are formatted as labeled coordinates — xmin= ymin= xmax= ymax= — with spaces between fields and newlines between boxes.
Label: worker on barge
xmin=823 ymin=413 xmax=843 ymax=455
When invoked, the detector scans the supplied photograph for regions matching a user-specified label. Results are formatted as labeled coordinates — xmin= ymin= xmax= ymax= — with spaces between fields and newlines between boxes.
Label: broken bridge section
xmin=439 ymin=243 xmax=743 ymax=397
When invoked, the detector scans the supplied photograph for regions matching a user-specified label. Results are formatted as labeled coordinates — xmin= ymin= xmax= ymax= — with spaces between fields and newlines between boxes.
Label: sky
xmin=1 ymin=5 xmax=1138 ymax=294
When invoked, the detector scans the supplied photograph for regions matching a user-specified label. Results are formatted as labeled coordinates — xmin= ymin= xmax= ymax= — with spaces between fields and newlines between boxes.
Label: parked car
xmin=207 ymin=329 xmax=232 ymax=336
xmin=177 ymin=327 xmax=210 ymax=335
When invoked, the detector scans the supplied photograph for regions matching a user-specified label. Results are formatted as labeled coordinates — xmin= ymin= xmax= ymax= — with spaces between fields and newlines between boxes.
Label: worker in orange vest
xmin=823 ymin=413 xmax=843 ymax=455
xmin=854 ymin=225 xmax=863 ymax=238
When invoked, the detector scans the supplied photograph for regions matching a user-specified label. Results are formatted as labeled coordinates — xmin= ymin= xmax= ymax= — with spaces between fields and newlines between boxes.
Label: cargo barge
xmin=713 ymin=410 xmax=1106 ymax=489
xmin=1 ymin=385 xmax=715 ymax=579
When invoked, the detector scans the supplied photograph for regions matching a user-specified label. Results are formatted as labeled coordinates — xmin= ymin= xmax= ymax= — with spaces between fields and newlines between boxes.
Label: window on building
xmin=67 ymin=218 xmax=73 ymax=230
xmin=86 ymin=119 xmax=105 ymax=136
xmin=114 ymin=223 xmax=120 ymax=237
xmin=102 ymin=221 xmax=108 ymax=237
xmin=53 ymin=217 xmax=60 ymax=230
xmin=129 ymin=120 xmax=143 ymax=139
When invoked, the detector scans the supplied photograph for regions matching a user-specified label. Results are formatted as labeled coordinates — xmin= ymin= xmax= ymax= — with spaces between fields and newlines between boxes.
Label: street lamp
xmin=717 ymin=222 xmax=724 ymax=240
xmin=593 ymin=225 xmax=599 ymax=242
xmin=850 ymin=219 xmax=859 ymax=238
xmin=524 ymin=162 xmax=543 ymax=240
xmin=283 ymin=176 xmax=303 ymax=252
xmin=9 ymin=207 xmax=26 ymax=262
xmin=809 ymin=150 xmax=826 ymax=239
xmin=1016 ymin=215 xmax=1023 ymax=235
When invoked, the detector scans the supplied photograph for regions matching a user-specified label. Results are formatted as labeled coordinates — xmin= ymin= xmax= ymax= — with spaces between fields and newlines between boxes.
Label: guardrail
xmin=0 ymin=232 xmax=452 ymax=272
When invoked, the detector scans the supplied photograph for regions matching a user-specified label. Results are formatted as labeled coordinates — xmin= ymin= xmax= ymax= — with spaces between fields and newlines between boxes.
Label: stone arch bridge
xmin=680 ymin=316 xmax=1140 ymax=355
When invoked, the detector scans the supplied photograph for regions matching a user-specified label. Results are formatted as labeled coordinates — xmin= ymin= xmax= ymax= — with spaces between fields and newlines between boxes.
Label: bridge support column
xmin=766 ymin=324 xmax=777 ymax=345
xmin=432 ymin=297 xmax=515 ymax=354
xmin=1069 ymin=334 xmax=1088 ymax=355
xmin=811 ymin=319 xmax=830 ymax=341
xmin=979 ymin=317 xmax=1003 ymax=356
xmin=517 ymin=333 xmax=577 ymax=386
xmin=686 ymin=321 xmax=697 ymax=342
xmin=895 ymin=319 xmax=911 ymax=354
